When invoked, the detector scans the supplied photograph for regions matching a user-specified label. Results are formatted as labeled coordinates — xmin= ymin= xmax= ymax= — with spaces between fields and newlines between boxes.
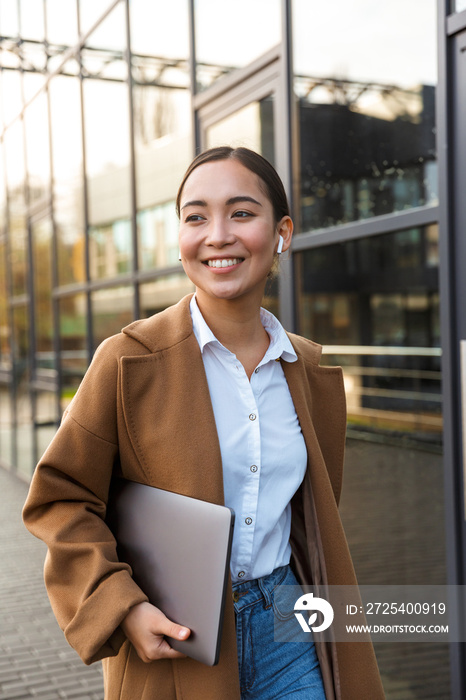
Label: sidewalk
xmin=0 ymin=467 xmax=104 ymax=700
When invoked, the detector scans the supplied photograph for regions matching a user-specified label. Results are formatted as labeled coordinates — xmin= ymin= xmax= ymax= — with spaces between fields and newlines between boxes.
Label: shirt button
xmin=245 ymin=517 xmax=253 ymax=525
xmin=250 ymin=465 xmax=258 ymax=473
xmin=238 ymin=571 xmax=245 ymax=578
xmin=254 ymin=367 xmax=259 ymax=373
xmin=249 ymin=413 xmax=256 ymax=421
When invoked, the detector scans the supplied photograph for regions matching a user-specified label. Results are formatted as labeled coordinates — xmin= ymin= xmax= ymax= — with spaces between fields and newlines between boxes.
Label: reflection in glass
xmin=49 ymin=75 xmax=85 ymax=286
xmin=92 ymin=286 xmax=133 ymax=350
xmin=79 ymin=0 xmax=123 ymax=39
xmin=81 ymin=2 xmax=127 ymax=80
xmin=296 ymin=226 xmax=441 ymax=444
xmin=0 ymin=242 xmax=10 ymax=367
xmin=339 ymin=439 xmax=449 ymax=698
xmin=131 ymin=0 xmax=192 ymax=233
xmin=12 ymin=305 xmax=33 ymax=478
xmin=130 ymin=0 xmax=188 ymax=58
xmin=83 ymin=79 xmax=131 ymax=225
xmin=0 ymin=0 xmax=19 ymax=37
xmin=24 ymin=90 xmax=50 ymax=204
xmin=0 ymin=143 xmax=5 ymax=232
xmin=36 ymin=422 xmax=58 ymax=463
xmin=140 ymin=275 xmax=194 ymax=318
xmin=59 ymin=294 xmax=87 ymax=405
xmin=205 ymin=97 xmax=275 ymax=165
xmin=33 ymin=217 xmax=54 ymax=373
xmin=138 ymin=203 xmax=179 ymax=271
xmin=0 ymin=70 xmax=22 ymax=125
xmin=46 ymin=0 xmax=79 ymax=46
xmin=5 ymin=120 xmax=28 ymax=298
xmin=20 ymin=0 xmax=45 ymax=41
xmin=194 ymin=0 xmax=281 ymax=91
xmin=89 ymin=219 xmax=132 ymax=279
xmin=35 ymin=391 xmax=60 ymax=462
xmin=0 ymin=383 xmax=12 ymax=466
xmin=297 ymin=225 xmax=447 ymax=697
xmin=293 ymin=0 xmax=437 ymax=231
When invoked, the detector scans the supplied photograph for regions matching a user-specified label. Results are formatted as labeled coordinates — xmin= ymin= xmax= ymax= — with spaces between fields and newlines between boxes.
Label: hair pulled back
xmin=176 ymin=146 xmax=290 ymax=224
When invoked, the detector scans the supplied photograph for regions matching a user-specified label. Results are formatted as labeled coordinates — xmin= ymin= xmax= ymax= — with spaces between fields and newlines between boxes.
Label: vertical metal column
xmin=437 ymin=1 xmax=466 ymax=695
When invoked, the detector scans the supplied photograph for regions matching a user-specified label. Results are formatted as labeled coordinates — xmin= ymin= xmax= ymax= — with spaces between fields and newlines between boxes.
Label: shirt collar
xmin=190 ymin=295 xmax=297 ymax=363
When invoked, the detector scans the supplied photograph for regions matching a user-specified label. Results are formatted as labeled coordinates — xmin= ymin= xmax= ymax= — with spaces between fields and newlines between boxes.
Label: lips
xmin=205 ymin=258 xmax=243 ymax=268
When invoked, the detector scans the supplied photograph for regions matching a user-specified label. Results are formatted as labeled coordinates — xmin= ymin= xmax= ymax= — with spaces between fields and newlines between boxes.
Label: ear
xmin=275 ymin=216 xmax=293 ymax=254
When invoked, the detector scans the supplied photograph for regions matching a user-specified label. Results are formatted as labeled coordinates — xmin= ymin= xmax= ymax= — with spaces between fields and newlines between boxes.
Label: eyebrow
xmin=180 ymin=195 xmax=263 ymax=210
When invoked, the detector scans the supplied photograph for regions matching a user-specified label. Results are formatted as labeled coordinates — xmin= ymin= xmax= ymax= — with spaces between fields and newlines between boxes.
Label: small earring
xmin=277 ymin=235 xmax=284 ymax=255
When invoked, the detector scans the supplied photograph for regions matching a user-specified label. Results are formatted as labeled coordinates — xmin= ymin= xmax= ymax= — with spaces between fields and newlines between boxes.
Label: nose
xmin=205 ymin=216 xmax=236 ymax=248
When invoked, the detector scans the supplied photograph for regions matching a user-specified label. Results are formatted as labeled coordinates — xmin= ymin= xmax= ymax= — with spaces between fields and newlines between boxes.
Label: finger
xmin=143 ymin=635 xmax=188 ymax=662
xmin=149 ymin=609 xmax=190 ymax=642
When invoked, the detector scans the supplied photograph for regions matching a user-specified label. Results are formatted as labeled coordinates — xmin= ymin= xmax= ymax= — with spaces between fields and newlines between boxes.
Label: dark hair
xmin=176 ymin=146 xmax=290 ymax=224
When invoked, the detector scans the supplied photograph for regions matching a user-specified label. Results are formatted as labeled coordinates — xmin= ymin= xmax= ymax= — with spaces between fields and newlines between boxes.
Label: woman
xmin=23 ymin=147 xmax=384 ymax=699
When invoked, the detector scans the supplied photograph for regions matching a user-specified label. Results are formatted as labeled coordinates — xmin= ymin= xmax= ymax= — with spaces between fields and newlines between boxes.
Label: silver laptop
xmin=106 ymin=478 xmax=235 ymax=666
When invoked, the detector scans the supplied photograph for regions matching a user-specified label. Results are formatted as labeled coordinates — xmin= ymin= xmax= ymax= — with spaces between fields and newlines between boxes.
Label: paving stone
xmin=0 ymin=468 xmax=103 ymax=700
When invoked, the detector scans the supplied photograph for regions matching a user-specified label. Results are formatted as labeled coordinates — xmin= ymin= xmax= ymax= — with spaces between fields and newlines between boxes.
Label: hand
xmin=121 ymin=601 xmax=191 ymax=663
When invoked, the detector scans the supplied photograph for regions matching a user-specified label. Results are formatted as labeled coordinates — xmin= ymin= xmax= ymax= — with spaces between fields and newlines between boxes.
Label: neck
xmin=194 ymin=291 xmax=268 ymax=356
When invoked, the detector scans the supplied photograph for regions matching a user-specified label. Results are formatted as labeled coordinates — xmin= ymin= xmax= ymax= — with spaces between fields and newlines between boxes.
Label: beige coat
xmin=23 ymin=294 xmax=384 ymax=699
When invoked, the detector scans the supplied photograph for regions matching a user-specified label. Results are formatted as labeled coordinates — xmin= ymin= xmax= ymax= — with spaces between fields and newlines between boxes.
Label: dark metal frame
xmin=437 ymin=1 xmax=466 ymax=696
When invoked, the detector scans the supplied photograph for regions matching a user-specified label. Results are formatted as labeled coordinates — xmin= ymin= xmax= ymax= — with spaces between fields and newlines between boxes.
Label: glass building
xmin=1 ymin=1 xmax=465 ymax=696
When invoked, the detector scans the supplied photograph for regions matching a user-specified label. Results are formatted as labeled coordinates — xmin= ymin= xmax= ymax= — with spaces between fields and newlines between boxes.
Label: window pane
xmin=296 ymin=225 xmax=447 ymax=695
xmin=59 ymin=293 xmax=87 ymax=405
xmin=20 ymin=0 xmax=45 ymax=40
xmin=46 ymin=0 xmax=79 ymax=46
xmin=24 ymin=90 xmax=51 ymax=204
xmin=194 ymin=0 xmax=281 ymax=91
xmin=0 ymin=0 xmax=19 ymax=37
xmin=33 ymin=216 xmax=54 ymax=373
xmin=0 ymin=241 xmax=10 ymax=367
xmin=0 ymin=70 xmax=22 ymax=125
xmin=296 ymin=226 xmax=441 ymax=443
xmin=78 ymin=0 xmax=121 ymax=38
xmin=5 ymin=120 xmax=28 ymax=298
xmin=140 ymin=274 xmax=194 ymax=318
xmin=205 ymin=97 xmax=275 ymax=164
xmin=0 ymin=383 xmax=13 ymax=466
xmin=453 ymin=0 xmax=466 ymax=10
xmin=92 ymin=286 xmax=133 ymax=350
xmin=131 ymin=0 xmax=192 ymax=272
xmin=137 ymin=203 xmax=179 ymax=271
xmin=49 ymin=75 xmax=86 ymax=286
xmin=0 ymin=142 xmax=6 ymax=232
xmin=83 ymin=79 xmax=131 ymax=225
xmin=12 ymin=304 xmax=33 ymax=478
xmin=35 ymin=391 xmax=59 ymax=461
xmin=293 ymin=0 xmax=437 ymax=232
xmin=89 ymin=219 xmax=132 ymax=280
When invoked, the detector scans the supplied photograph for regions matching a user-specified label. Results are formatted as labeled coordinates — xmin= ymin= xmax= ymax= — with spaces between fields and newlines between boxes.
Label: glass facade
xmin=293 ymin=0 xmax=438 ymax=232
xmin=0 ymin=1 xmax=455 ymax=696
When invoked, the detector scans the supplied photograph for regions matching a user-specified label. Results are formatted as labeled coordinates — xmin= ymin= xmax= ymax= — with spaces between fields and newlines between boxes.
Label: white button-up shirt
xmin=190 ymin=296 xmax=308 ymax=583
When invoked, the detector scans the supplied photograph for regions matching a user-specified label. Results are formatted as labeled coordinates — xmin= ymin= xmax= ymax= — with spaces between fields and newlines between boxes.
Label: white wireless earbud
xmin=178 ymin=250 xmax=182 ymax=261
xmin=277 ymin=235 xmax=284 ymax=255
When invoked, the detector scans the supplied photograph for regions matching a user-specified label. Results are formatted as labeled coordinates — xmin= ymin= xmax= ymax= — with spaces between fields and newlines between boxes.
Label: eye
xmin=184 ymin=213 xmax=205 ymax=223
xmin=232 ymin=210 xmax=253 ymax=219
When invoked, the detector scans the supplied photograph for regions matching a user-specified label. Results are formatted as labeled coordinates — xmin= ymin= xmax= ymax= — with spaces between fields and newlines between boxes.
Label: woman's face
xmin=178 ymin=158 xmax=292 ymax=307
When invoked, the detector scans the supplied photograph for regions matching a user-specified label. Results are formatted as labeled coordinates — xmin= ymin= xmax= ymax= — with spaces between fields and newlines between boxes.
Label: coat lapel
xmin=119 ymin=297 xmax=225 ymax=505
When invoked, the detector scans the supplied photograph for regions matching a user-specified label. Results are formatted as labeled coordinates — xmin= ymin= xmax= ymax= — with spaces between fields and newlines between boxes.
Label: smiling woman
xmin=23 ymin=147 xmax=384 ymax=700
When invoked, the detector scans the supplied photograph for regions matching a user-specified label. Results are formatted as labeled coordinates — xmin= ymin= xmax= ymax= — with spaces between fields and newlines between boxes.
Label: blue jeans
xmin=232 ymin=565 xmax=326 ymax=699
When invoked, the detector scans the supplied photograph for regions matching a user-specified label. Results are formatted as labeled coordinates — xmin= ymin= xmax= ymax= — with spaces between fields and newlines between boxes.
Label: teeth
xmin=207 ymin=258 xmax=241 ymax=268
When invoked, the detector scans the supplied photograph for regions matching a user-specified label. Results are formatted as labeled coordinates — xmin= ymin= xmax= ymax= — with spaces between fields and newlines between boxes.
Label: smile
xmin=205 ymin=258 xmax=243 ymax=268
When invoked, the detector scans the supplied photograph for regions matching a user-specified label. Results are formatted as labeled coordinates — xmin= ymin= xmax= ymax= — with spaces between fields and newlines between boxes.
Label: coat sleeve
xmin=22 ymin=336 xmax=148 ymax=665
